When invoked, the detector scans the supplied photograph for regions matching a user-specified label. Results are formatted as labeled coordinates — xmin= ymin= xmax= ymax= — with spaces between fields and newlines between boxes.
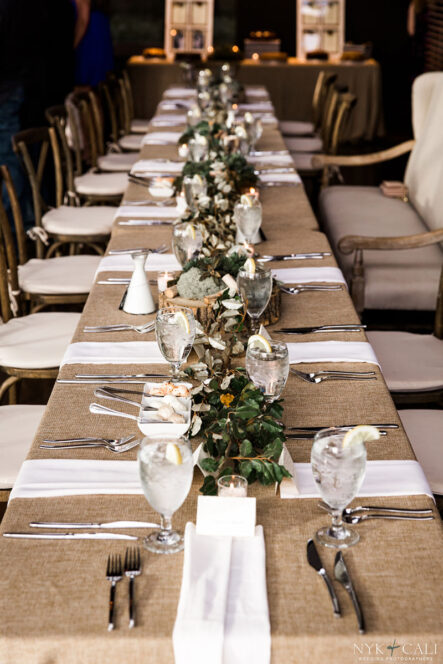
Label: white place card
xmin=196 ymin=495 xmax=256 ymax=537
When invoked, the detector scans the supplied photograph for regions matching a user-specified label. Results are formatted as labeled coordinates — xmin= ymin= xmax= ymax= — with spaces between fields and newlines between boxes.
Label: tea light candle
xmin=248 ymin=187 xmax=259 ymax=200
xmin=178 ymin=143 xmax=189 ymax=159
xmin=217 ymin=475 xmax=248 ymax=497
xmin=157 ymin=271 xmax=171 ymax=293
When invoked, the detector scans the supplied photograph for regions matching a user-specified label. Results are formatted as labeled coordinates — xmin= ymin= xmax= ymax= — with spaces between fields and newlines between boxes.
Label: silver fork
xmin=318 ymin=501 xmax=433 ymax=516
xmin=291 ymin=369 xmax=376 ymax=384
xmin=280 ymin=284 xmax=343 ymax=295
xmin=41 ymin=435 xmax=135 ymax=445
xmin=40 ymin=439 xmax=140 ymax=453
xmin=107 ymin=554 xmax=123 ymax=631
xmin=83 ymin=322 xmax=155 ymax=334
xmin=344 ymin=513 xmax=434 ymax=524
xmin=124 ymin=548 xmax=142 ymax=628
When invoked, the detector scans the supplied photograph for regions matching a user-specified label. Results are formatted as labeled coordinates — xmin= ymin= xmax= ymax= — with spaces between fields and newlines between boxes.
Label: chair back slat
xmin=329 ymin=93 xmax=357 ymax=155
xmin=46 ymin=106 xmax=77 ymax=198
xmin=122 ymin=69 xmax=135 ymax=123
xmin=99 ymin=80 xmax=119 ymax=143
xmin=0 ymin=239 xmax=13 ymax=323
xmin=0 ymin=165 xmax=28 ymax=265
xmin=434 ymin=267 xmax=443 ymax=339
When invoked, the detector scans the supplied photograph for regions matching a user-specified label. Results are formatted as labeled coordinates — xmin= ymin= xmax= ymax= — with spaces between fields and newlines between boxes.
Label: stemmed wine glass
xmin=246 ymin=341 xmax=289 ymax=402
xmin=172 ymin=222 xmax=203 ymax=266
xmin=237 ymin=267 xmax=273 ymax=333
xmin=311 ymin=427 xmax=367 ymax=549
xmin=155 ymin=306 xmax=196 ymax=380
xmin=138 ymin=435 xmax=194 ymax=554
xmin=234 ymin=196 xmax=263 ymax=246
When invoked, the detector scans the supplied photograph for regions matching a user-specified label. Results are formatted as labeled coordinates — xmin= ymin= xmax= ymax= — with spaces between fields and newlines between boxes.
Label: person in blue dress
xmin=73 ymin=0 xmax=114 ymax=87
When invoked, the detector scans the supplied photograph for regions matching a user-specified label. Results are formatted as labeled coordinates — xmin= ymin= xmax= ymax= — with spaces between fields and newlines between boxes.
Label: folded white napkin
xmin=130 ymin=160 xmax=184 ymax=175
xmin=173 ymin=523 xmax=271 ymax=664
xmin=151 ymin=114 xmax=187 ymax=126
xmin=260 ymin=172 xmax=301 ymax=184
xmin=238 ymin=102 xmax=274 ymax=111
xmin=142 ymin=132 xmax=181 ymax=145
xmin=287 ymin=341 xmax=380 ymax=366
xmin=10 ymin=459 xmax=144 ymax=500
xmin=245 ymin=86 xmax=268 ymax=97
xmin=114 ymin=205 xmax=180 ymax=219
xmin=248 ymin=153 xmax=293 ymax=165
xmin=95 ymin=253 xmax=181 ymax=275
xmin=280 ymin=460 xmax=433 ymax=500
xmin=259 ymin=115 xmax=278 ymax=124
xmin=61 ymin=341 xmax=168 ymax=366
xmin=164 ymin=88 xmax=197 ymax=98
xmin=272 ymin=267 xmax=347 ymax=285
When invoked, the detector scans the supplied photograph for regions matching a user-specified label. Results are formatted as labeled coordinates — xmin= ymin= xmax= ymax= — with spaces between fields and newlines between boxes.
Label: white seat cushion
xmin=320 ymin=186 xmax=443 ymax=310
xmin=399 ymin=409 xmax=443 ymax=494
xmin=0 ymin=405 xmax=45 ymax=489
xmin=131 ymin=118 xmax=150 ymax=134
xmin=291 ymin=152 xmax=319 ymax=172
xmin=18 ymin=255 xmax=100 ymax=294
xmin=284 ymin=136 xmax=323 ymax=152
xmin=367 ymin=331 xmax=443 ymax=392
xmin=74 ymin=172 xmax=127 ymax=197
xmin=0 ymin=312 xmax=80 ymax=369
xmin=42 ymin=205 xmax=114 ymax=236
xmin=279 ymin=120 xmax=314 ymax=136
xmin=118 ymin=134 xmax=143 ymax=151
xmin=97 ymin=152 xmax=138 ymax=172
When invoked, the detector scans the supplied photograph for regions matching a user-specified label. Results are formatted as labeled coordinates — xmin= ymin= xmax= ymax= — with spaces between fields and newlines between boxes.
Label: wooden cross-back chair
xmin=0 ymin=164 xmax=94 ymax=312
xmin=0 ymin=208 xmax=80 ymax=404
xmin=314 ymin=72 xmax=338 ymax=133
xmin=13 ymin=123 xmax=109 ymax=254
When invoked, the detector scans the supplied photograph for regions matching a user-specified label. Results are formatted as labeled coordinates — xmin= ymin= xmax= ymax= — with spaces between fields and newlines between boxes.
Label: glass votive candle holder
xmin=217 ymin=475 xmax=248 ymax=497
xmin=148 ymin=177 xmax=174 ymax=198
xmin=178 ymin=143 xmax=189 ymax=159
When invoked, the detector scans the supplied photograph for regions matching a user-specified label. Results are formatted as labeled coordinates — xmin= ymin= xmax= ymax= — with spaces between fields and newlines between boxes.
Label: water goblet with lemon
xmin=172 ymin=222 xmax=203 ymax=267
xmin=246 ymin=335 xmax=289 ymax=402
xmin=311 ymin=426 xmax=380 ymax=549
xmin=155 ymin=306 xmax=196 ymax=380
xmin=138 ymin=435 xmax=194 ymax=554
xmin=237 ymin=258 xmax=273 ymax=333
xmin=234 ymin=194 xmax=263 ymax=246
xmin=183 ymin=174 xmax=207 ymax=212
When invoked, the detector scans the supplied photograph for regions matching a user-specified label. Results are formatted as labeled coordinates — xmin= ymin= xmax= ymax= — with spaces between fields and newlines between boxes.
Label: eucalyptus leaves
xmin=188 ymin=370 xmax=291 ymax=495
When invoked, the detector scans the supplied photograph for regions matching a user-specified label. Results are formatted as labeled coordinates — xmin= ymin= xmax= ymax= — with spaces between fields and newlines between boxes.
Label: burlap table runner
xmin=0 ymin=87 xmax=441 ymax=664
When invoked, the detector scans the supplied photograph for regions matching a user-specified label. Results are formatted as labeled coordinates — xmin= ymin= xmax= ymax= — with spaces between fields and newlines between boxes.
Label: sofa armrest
xmin=312 ymin=140 xmax=415 ymax=169
xmin=338 ymin=228 xmax=443 ymax=254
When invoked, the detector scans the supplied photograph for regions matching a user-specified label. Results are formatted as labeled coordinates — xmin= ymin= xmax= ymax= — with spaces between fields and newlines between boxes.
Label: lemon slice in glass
xmin=184 ymin=223 xmax=196 ymax=240
xmin=248 ymin=334 xmax=272 ymax=352
xmin=342 ymin=424 xmax=380 ymax=448
xmin=240 ymin=193 xmax=254 ymax=206
xmin=165 ymin=442 xmax=182 ymax=465
xmin=173 ymin=310 xmax=191 ymax=334
xmin=243 ymin=257 xmax=256 ymax=274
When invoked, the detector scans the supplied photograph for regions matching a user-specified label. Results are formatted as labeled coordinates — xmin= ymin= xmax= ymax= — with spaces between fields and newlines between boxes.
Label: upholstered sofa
xmin=315 ymin=72 xmax=443 ymax=313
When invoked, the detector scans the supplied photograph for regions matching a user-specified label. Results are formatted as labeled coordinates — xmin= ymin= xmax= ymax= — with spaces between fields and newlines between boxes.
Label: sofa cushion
xmin=320 ymin=185 xmax=443 ymax=310
xmin=0 ymin=405 xmax=45 ymax=488
xmin=399 ymin=410 xmax=443 ymax=495
xmin=279 ymin=120 xmax=314 ymax=136
xmin=404 ymin=72 xmax=443 ymax=232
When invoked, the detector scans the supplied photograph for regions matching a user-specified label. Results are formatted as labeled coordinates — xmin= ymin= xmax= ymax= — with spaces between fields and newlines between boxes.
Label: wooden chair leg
xmin=0 ymin=375 xmax=20 ymax=404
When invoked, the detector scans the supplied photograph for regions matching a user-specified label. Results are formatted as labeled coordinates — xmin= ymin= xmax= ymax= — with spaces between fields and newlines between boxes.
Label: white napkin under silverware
xmin=260 ymin=172 xmax=301 ymax=184
xmin=114 ymin=205 xmax=180 ymax=219
xmin=61 ymin=342 xmax=167 ymax=366
xmin=130 ymin=160 xmax=184 ymax=175
xmin=286 ymin=341 xmax=380 ymax=366
xmin=142 ymin=132 xmax=182 ymax=145
xmin=173 ymin=523 xmax=271 ymax=664
xmin=272 ymin=267 xmax=347 ymax=285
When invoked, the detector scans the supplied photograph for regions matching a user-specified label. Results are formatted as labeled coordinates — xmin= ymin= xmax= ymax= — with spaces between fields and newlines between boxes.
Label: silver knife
xmin=57 ymin=379 xmax=150 ymax=385
xmin=286 ymin=423 xmax=398 ymax=432
xmin=117 ymin=221 xmax=173 ymax=226
xmin=3 ymin=532 xmax=138 ymax=540
xmin=277 ymin=324 xmax=366 ymax=334
xmin=307 ymin=539 xmax=341 ymax=617
xmin=258 ymin=252 xmax=331 ymax=262
xmin=29 ymin=521 xmax=158 ymax=529
xmin=334 ymin=552 xmax=365 ymax=633
xmin=286 ymin=430 xmax=387 ymax=439
xmin=76 ymin=374 xmax=169 ymax=379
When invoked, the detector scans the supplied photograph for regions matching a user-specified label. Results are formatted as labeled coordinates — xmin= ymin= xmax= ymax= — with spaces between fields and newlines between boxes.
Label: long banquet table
xmin=0 ymin=84 xmax=441 ymax=664
xmin=128 ymin=57 xmax=385 ymax=143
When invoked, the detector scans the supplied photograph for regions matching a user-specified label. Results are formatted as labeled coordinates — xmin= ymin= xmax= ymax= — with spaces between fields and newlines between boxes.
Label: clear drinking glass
xmin=155 ymin=306 xmax=196 ymax=379
xmin=172 ymin=222 xmax=203 ymax=266
xmin=246 ymin=341 xmax=289 ymax=402
xmin=138 ymin=435 xmax=194 ymax=554
xmin=183 ymin=175 xmax=207 ymax=211
xmin=311 ymin=427 xmax=367 ymax=549
xmin=234 ymin=198 xmax=263 ymax=245
xmin=188 ymin=136 xmax=209 ymax=162
xmin=237 ymin=267 xmax=273 ymax=333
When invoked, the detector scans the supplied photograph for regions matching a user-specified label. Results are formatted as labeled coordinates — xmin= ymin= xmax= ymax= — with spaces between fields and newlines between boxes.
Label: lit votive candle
xmin=178 ymin=143 xmax=189 ymax=159
xmin=148 ymin=177 xmax=174 ymax=198
xmin=217 ymin=475 xmax=248 ymax=497
xmin=248 ymin=187 xmax=259 ymax=201
xmin=157 ymin=271 xmax=171 ymax=293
